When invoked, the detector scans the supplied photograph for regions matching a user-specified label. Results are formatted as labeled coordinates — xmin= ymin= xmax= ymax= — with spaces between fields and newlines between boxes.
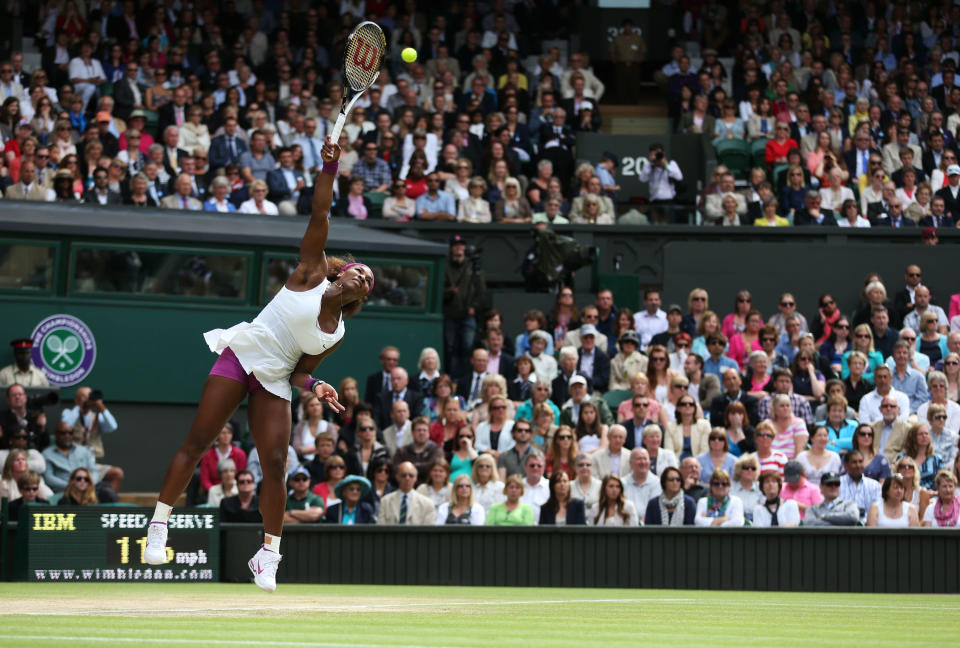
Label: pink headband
xmin=341 ymin=262 xmax=374 ymax=294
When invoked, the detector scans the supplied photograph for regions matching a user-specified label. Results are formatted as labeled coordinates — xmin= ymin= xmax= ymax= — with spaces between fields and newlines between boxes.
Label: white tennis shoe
xmin=248 ymin=545 xmax=283 ymax=593
xmin=144 ymin=521 xmax=168 ymax=565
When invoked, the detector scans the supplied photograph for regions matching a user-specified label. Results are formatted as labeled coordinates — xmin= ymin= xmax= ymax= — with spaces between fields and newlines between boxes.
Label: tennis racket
xmin=329 ymin=21 xmax=386 ymax=143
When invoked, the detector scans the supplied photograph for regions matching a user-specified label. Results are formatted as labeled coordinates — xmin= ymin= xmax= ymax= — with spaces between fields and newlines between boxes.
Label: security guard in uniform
xmin=610 ymin=18 xmax=646 ymax=105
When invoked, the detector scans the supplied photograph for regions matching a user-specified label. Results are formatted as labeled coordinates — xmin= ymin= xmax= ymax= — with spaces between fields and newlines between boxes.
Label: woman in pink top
xmin=766 ymin=394 xmax=809 ymax=460
xmin=728 ymin=310 xmax=764 ymax=371
xmin=722 ymin=290 xmax=753 ymax=339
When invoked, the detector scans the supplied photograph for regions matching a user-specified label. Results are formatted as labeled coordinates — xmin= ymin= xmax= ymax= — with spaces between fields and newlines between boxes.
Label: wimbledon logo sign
xmin=30 ymin=314 xmax=97 ymax=387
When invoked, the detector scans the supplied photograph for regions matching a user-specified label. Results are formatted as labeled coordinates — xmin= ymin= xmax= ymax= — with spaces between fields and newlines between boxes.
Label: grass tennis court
xmin=0 ymin=583 xmax=955 ymax=647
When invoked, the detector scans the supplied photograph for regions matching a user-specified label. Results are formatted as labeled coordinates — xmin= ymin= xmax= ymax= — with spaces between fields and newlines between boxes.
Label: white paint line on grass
xmin=2 ymin=597 xmax=698 ymax=617
xmin=0 ymin=636 xmax=432 ymax=648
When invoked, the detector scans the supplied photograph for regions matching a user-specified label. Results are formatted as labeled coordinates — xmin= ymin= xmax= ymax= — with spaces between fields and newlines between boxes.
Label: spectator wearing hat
xmin=920 ymin=227 xmax=940 ymax=245
xmin=803 ymin=471 xmax=861 ymax=526
xmin=650 ymin=304 xmax=685 ymax=351
xmin=324 ymin=475 xmax=376 ymax=524
xmin=779 ymin=460 xmax=823 ymax=519
xmin=609 ymin=331 xmax=648 ymax=391
xmin=0 ymin=339 xmax=49 ymax=387
xmin=575 ymin=324 xmax=610 ymax=393
xmin=282 ymin=466 xmax=325 ymax=523
xmin=594 ymin=152 xmax=620 ymax=202
xmin=560 ymin=374 xmax=614 ymax=429
xmin=934 ymin=164 xmax=960 ymax=220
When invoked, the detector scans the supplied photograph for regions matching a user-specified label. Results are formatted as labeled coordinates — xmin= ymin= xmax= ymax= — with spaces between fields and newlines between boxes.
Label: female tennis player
xmin=144 ymin=137 xmax=371 ymax=592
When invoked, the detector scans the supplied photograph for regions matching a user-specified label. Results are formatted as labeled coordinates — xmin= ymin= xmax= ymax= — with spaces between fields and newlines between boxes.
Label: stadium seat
xmin=715 ymin=139 xmax=751 ymax=179
xmin=750 ymin=138 xmax=770 ymax=167
xmin=602 ymin=389 xmax=632 ymax=411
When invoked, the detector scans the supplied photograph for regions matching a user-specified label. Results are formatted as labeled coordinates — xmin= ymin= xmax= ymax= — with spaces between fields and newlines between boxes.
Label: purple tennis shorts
xmin=209 ymin=346 xmax=264 ymax=394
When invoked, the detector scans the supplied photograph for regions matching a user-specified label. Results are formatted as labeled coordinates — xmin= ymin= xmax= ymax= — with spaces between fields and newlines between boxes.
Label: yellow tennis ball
xmin=401 ymin=47 xmax=417 ymax=63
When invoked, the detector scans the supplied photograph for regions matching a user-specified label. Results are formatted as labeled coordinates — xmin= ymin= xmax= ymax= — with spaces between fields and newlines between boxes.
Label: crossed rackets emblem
xmin=45 ymin=334 xmax=81 ymax=370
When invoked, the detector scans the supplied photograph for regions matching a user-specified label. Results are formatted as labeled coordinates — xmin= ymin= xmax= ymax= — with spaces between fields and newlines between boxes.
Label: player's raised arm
xmin=298 ymin=137 xmax=341 ymax=271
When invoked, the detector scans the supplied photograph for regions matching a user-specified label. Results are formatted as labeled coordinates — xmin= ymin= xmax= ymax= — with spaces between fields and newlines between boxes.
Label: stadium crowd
xmin=205 ymin=263 xmax=958 ymax=528
xmin=0 ymin=0 xmax=636 ymax=226
xmin=670 ymin=0 xmax=960 ymax=230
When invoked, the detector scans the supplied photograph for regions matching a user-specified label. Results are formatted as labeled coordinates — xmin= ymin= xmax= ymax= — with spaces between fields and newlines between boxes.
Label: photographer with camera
xmin=60 ymin=386 xmax=118 ymax=461
xmin=637 ymin=143 xmax=684 ymax=223
xmin=0 ymin=384 xmax=50 ymax=451
xmin=443 ymin=235 xmax=487 ymax=379
xmin=0 ymin=338 xmax=50 ymax=388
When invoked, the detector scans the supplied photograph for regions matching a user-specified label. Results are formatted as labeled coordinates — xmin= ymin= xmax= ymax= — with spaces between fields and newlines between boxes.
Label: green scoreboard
xmin=21 ymin=506 xmax=219 ymax=582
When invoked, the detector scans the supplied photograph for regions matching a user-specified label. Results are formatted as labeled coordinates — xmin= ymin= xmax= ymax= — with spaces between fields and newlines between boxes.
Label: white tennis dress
xmin=203 ymin=278 xmax=345 ymax=400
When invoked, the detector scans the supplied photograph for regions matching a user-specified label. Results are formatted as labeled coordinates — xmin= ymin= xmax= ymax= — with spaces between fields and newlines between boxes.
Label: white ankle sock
xmin=151 ymin=502 xmax=172 ymax=524
xmin=264 ymin=533 xmax=281 ymax=553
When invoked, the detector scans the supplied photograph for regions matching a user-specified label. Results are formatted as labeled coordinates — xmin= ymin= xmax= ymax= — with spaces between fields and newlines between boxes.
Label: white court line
xmin=5 ymin=597 xmax=698 ymax=616
xmin=0 ymin=636 xmax=430 ymax=648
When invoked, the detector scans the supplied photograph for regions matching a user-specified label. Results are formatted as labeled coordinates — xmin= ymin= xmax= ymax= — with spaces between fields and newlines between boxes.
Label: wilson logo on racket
xmin=351 ymin=40 xmax=379 ymax=72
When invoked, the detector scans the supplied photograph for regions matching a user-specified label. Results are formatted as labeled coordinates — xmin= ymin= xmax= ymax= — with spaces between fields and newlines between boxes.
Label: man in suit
xmin=373 ymin=367 xmax=423 ymax=431
xmin=159 ymin=174 xmax=203 ymax=210
xmin=872 ymin=198 xmax=915 ymax=228
xmin=932 ymin=68 xmax=957 ymax=109
xmin=158 ymin=85 xmax=190 ymax=134
xmin=789 ymin=103 xmax=813 ymax=147
xmin=576 ymin=325 xmax=610 ymax=394
xmin=935 ymin=164 xmax=960 ymax=221
xmin=891 ymin=264 xmax=925 ymax=330
xmin=591 ymin=424 xmax=632 ymax=479
xmin=456 ymin=349 xmax=489 ymax=409
xmin=870 ymin=397 xmax=911 ymax=463
xmin=798 ymin=112 xmax=825 ymax=156
xmin=890 ymin=148 xmax=925 ymax=187
xmin=483 ymin=327 xmax=514 ymax=383
xmin=709 ymin=369 xmax=760 ymax=427
xmin=446 ymin=111 xmax=484 ymax=169
xmin=881 ymin=125 xmax=922 ymax=176
xmin=208 ymin=116 xmax=248 ymax=171
xmin=42 ymin=30 xmax=73 ymax=88
xmin=112 ymin=60 xmax=144 ymax=121
xmin=538 ymin=107 xmax=576 ymax=185
xmin=82 ymin=167 xmax=122 ymax=205
xmin=365 ymin=346 xmax=400 ymax=403
xmin=266 ymin=147 xmax=306 ymax=216
xmin=918 ymin=197 xmax=955 ymax=229
xmin=922 ymin=129 xmax=947 ymax=178
xmin=377 ymin=461 xmax=435 ymax=524
xmin=381 ymin=400 xmax=412 ymax=458
xmin=844 ymin=131 xmax=880 ymax=187
xmin=5 ymin=162 xmax=54 ymax=201
xmin=867 ymin=181 xmax=897 ymax=223
xmin=622 ymin=395 xmax=662 ymax=451
xmin=794 ymin=190 xmax=837 ymax=225
xmin=161 ymin=126 xmax=189 ymax=177
xmin=167 ymin=155 xmax=205 ymax=201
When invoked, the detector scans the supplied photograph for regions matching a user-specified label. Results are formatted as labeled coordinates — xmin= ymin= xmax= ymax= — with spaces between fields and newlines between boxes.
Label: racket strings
xmin=344 ymin=23 xmax=385 ymax=91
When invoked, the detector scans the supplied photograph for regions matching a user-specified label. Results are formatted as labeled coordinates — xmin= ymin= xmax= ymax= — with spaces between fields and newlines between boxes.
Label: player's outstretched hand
xmin=314 ymin=382 xmax=345 ymax=412
xmin=321 ymin=137 xmax=341 ymax=163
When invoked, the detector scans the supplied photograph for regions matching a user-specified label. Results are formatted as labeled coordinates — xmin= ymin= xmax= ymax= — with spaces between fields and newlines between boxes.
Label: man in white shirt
xmin=622 ymin=447 xmax=661 ymax=521
xmin=294 ymin=117 xmax=326 ymax=172
xmin=839 ymin=451 xmax=881 ymax=523
xmin=633 ymin=289 xmax=667 ymax=349
xmin=591 ymin=424 xmax=631 ymax=479
xmin=519 ymin=450 xmax=549 ymax=518
xmin=858 ymin=364 xmax=910 ymax=423
xmin=903 ymin=285 xmax=949 ymax=333
xmin=637 ymin=143 xmax=683 ymax=210
xmin=60 ymin=386 xmax=119 ymax=461
xmin=68 ymin=41 xmax=106 ymax=111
